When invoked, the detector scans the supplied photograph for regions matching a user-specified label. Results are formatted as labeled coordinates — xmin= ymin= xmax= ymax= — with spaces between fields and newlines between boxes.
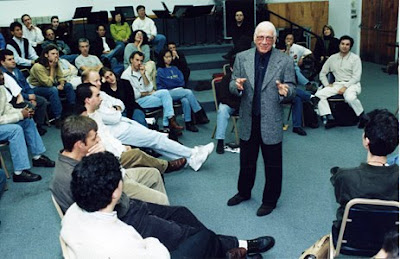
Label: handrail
xmin=267 ymin=9 xmax=321 ymax=40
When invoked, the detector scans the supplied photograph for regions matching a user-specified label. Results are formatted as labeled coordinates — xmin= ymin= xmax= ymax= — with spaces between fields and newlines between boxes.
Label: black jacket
xmin=91 ymin=36 xmax=116 ymax=58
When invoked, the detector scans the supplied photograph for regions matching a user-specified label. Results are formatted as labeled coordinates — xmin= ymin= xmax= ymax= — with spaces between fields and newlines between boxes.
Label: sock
xmin=32 ymin=155 xmax=41 ymax=160
xmin=238 ymin=240 xmax=248 ymax=249
xmin=14 ymin=170 xmax=22 ymax=175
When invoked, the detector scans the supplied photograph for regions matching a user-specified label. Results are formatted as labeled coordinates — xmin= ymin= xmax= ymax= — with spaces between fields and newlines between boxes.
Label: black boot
xmin=194 ymin=109 xmax=209 ymax=124
xmin=185 ymin=121 xmax=198 ymax=132
xmin=216 ymin=139 xmax=224 ymax=154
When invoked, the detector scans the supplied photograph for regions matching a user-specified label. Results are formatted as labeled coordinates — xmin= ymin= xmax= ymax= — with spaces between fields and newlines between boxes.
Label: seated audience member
xmin=54 ymin=150 xmax=275 ymax=258
xmin=50 ymin=16 xmax=69 ymax=43
xmin=75 ymin=38 xmax=103 ymax=73
xmin=0 ymin=70 xmax=55 ymax=182
xmin=316 ymin=35 xmax=368 ymax=129
xmin=284 ymin=33 xmax=316 ymax=91
xmin=215 ymin=59 xmax=241 ymax=154
xmin=21 ymin=14 xmax=44 ymax=51
xmin=157 ymin=49 xmax=209 ymax=132
xmin=167 ymin=42 xmax=190 ymax=85
xmin=110 ymin=11 xmax=131 ymax=45
xmin=290 ymin=88 xmax=319 ymax=136
xmin=58 ymin=58 xmax=81 ymax=90
xmin=123 ymin=29 xmax=156 ymax=86
xmin=132 ymin=5 xmax=166 ymax=55
xmin=42 ymin=28 xmax=77 ymax=64
xmin=121 ymin=51 xmax=183 ymax=132
xmin=314 ymin=25 xmax=339 ymax=73
xmin=0 ymin=32 xmax=5 ymax=50
xmin=0 ymin=49 xmax=48 ymax=135
xmin=99 ymin=67 xmax=147 ymax=127
xmin=330 ymin=109 xmax=399 ymax=244
xmin=91 ymin=25 xmax=124 ymax=75
xmin=76 ymin=82 xmax=214 ymax=171
xmin=51 ymin=115 xmax=182 ymax=208
xmin=6 ymin=22 xmax=38 ymax=69
xmin=28 ymin=44 xmax=76 ymax=126
xmin=374 ymin=230 xmax=399 ymax=259
xmin=61 ymin=152 xmax=170 ymax=258
xmin=222 ymin=10 xmax=252 ymax=60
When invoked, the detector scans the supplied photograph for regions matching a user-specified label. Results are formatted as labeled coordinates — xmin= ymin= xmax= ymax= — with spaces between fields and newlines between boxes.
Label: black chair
xmin=329 ymin=198 xmax=399 ymax=258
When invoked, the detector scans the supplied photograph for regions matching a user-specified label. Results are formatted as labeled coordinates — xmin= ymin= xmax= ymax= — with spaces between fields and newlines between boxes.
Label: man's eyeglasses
xmin=256 ymin=36 xmax=274 ymax=42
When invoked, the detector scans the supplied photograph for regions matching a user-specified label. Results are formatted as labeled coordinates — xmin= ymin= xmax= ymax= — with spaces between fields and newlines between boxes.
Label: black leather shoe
xmin=247 ymin=236 xmax=275 ymax=254
xmin=310 ymin=96 xmax=320 ymax=108
xmin=13 ymin=170 xmax=42 ymax=182
xmin=36 ymin=126 xmax=47 ymax=136
xmin=256 ymin=204 xmax=275 ymax=216
xmin=325 ymin=119 xmax=337 ymax=129
xmin=185 ymin=122 xmax=199 ymax=132
xmin=32 ymin=155 xmax=55 ymax=167
xmin=216 ymin=140 xmax=225 ymax=154
xmin=227 ymin=193 xmax=250 ymax=206
xmin=226 ymin=247 xmax=247 ymax=259
xmin=292 ymin=127 xmax=307 ymax=136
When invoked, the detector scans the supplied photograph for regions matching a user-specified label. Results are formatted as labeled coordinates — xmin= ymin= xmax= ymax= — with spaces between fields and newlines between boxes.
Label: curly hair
xmin=364 ymin=109 xmax=399 ymax=156
xmin=71 ymin=152 xmax=122 ymax=212
xmin=130 ymin=29 xmax=148 ymax=45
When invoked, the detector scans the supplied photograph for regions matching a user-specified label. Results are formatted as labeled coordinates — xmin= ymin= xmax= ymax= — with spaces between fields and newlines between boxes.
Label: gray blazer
xmin=229 ymin=47 xmax=296 ymax=144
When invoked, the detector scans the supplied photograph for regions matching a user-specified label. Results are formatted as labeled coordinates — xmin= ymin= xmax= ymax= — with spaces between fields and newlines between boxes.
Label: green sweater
xmin=110 ymin=22 xmax=131 ymax=42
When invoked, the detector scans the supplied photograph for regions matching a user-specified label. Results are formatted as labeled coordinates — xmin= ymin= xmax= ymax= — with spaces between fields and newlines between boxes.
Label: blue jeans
xmin=216 ymin=103 xmax=236 ymax=140
xmin=151 ymin=34 xmax=166 ymax=54
xmin=295 ymin=65 xmax=309 ymax=86
xmin=33 ymin=83 xmax=75 ymax=118
xmin=123 ymin=109 xmax=148 ymax=127
xmin=292 ymin=88 xmax=311 ymax=128
xmin=137 ymin=89 xmax=174 ymax=127
xmin=0 ymin=120 xmax=46 ymax=171
xmin=169 ymin=87 xmax=201 ymax=122
xmin=101 ymin=42 xmax=124 ymax=61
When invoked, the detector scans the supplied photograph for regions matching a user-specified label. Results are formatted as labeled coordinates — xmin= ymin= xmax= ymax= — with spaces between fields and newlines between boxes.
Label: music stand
xmin=88 ymin=11 xmax=109 ymax=25
xmin=73 ymin=7 xmax=93 ymax=38
xmin=185 ymin=5 xmax=214 ymax=18
xmin=173 ymin=5 xmax=193 ymax=18
xmin=153 ymin=10 xmax=172 ymax=19
xmin=115 ymin=6 xmax=135 ymax=20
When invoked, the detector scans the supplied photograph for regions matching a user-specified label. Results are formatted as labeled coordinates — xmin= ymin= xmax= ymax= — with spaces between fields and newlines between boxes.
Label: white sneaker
xmin=197 ymin=142 xmax=214 ymax=155
xmin=189 ymin=146 xmax=211 ymax=171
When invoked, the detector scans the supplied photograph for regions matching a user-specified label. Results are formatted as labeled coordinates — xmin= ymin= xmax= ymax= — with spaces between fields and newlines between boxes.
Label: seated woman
xmin=123 ymin=30 xmax=156 ymax=87
xmin=157 ymin=49 xmax=209 ymax=132
xmin=100 ymin=67 xmax=147 ymax=127
xmin=314 ymin=25 xmax=339 ymax=73
xmin=110 ymin=11 xmax=131 ymax=46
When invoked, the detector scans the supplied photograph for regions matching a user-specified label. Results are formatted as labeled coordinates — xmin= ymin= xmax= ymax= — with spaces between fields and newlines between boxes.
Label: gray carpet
xmin=0 ymin=61 xmax=398 ymax=258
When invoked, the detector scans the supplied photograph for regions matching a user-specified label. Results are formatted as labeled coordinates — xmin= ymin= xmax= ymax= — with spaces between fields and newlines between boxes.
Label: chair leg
xmin=0 ymin=152 xmax=10 ymax=179
xmin=211 ymin=125 xmax=216 ymax=139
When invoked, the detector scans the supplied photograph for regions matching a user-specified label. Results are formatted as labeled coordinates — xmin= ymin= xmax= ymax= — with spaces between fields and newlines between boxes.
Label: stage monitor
xmin=73 ymin=6 xmax=93 ymax=19
xmin=115 ymin=6 xmax=135 ymax=19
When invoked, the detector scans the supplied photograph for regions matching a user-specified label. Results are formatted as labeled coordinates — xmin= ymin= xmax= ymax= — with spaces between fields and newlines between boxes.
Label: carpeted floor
xmin=0 ymin=61 xmax=398 ymax=258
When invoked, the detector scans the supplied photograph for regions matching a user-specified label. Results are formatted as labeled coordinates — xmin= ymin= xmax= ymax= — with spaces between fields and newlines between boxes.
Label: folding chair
xmin=51 ymin=194 xmax=64 ymax=219
xmin=210 ymin=77 xmax=239 ymax=144
xmin=329 ymin=198 xmax=399 ymax=258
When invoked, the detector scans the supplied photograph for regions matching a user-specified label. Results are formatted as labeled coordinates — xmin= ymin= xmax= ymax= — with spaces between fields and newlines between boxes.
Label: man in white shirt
xmin=132 ymin=5 xmax=166 ymax=55
xmin=21 ymin=14 xmax=44 ymax=50
xmin=316 ymin=35 xmax=367 ymax=129
xmin=6 ymin=22 xmax=38 ymax=69
xmin=75 ymin=79 xmax=214 ymax=172
xmin=61 ymin=152 xmax=170 ymax=258
xmin=75 ymin=38 xmax=103 ymax=73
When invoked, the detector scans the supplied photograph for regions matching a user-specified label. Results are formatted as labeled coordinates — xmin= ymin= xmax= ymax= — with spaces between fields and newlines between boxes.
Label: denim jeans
xmin=169 ymin=87 xmax=201 ymax=122
xmin=0 ymin=169 xmax=5 ymax=198
xmin=101 ymin=43 xmax=125 ymax=75
xmin=294 ymin=65 xmax=309 ymax=86
xmin=0 ymin=119 xmax=46 ymax=171
xmin=33 ymin=83 xmax=75 ymax=118
xmin=137 ymin=89 xmax=174 ymax=127
xmin=150 ymin=34 xmax=166 ymax=54
xmin=292 ymin=88 xmax=311 ymax=127
xmin=123 ymin=109 xmax=148 ymax=127
xmin=216 ymin=103 xmax=236 ymax=140
xmin=60 ymin=54 xmax=78 ymax=64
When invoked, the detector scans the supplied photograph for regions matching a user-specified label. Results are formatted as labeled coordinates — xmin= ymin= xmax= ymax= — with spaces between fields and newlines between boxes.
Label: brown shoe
xmin=226 ymin=247 xmax=247 ymax=259
xmin=165 ymin=158 xmax=187 ymax=173
xmin=169 ymin=116 xmax=184 ymax=130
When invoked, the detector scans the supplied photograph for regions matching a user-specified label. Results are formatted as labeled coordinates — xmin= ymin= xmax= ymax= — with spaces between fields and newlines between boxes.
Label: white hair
xmin=253 ymin=21 xmax=277 ymax=39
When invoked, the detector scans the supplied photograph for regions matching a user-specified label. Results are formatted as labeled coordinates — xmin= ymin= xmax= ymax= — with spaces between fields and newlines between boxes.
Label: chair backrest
xmin=211 ymin=77 xmax=223 ymax=113
xmin=335 ymin=198 xmax=399 ymax=257
xmin=51 ymin=194 xmax=64 ymax=219
xmin=223 ymin=63 xmax=230 ymax=75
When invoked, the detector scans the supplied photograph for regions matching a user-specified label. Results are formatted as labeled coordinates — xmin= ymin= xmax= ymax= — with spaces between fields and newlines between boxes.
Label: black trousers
xmin=238 ymin=115 xmax=283 ymax=206
xmin=120 ymin=199 xmax=238 ymax=258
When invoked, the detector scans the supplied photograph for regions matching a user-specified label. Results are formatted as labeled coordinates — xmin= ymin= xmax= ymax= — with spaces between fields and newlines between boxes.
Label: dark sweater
xmin=330 ymin=163 xmax=399 ymax=229
xmin=216 ymin=72 xmax=240 ymax=110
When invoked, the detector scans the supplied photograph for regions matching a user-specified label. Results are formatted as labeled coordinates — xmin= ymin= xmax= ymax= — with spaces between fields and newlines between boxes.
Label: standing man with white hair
xmin=227 ymin=21 xmax=296 ymax=216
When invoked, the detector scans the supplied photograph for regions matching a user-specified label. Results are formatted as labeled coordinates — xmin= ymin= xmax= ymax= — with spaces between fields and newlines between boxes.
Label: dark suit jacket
xmin=229 ymin=47 xmax=296 ymax=144
xmin=91 ymin=36 xmax=116 ymax=58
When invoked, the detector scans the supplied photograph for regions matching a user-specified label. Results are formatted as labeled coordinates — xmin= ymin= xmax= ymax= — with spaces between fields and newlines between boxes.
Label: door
xmin=360 ymin=0 xmax=398 ymax=64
